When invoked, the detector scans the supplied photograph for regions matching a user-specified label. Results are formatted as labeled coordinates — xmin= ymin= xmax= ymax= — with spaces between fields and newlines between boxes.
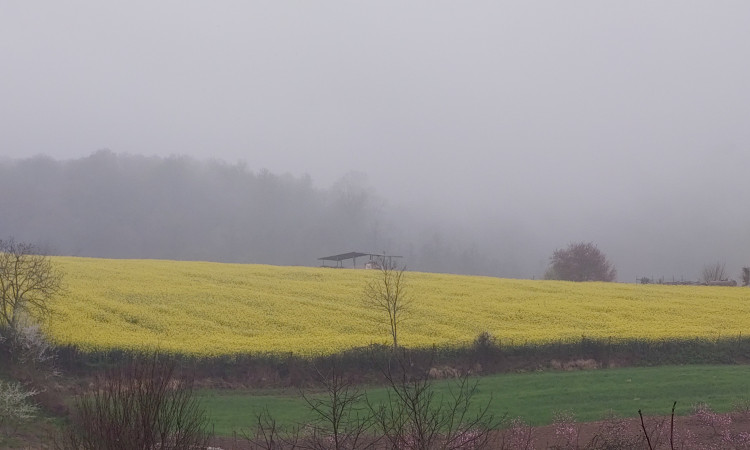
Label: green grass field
xmin=199 ymin=365 xmax=750 ymax=436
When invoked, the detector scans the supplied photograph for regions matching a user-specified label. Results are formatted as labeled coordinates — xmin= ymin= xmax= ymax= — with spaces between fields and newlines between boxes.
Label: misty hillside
xmin=0 ymin=151 xmax=501 ymax=275
xmin=2 ymin=151 xmax=748 ymax=281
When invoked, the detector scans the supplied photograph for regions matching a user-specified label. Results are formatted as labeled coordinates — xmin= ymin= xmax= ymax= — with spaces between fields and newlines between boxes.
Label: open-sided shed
xmin=318 ymin=252 xmax=402 ymax=268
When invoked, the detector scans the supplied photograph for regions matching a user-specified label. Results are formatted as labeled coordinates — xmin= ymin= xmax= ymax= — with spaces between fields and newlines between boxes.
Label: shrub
xmin=499 ymin=418 xmax=535 ymax=450
xmin=472 ymin=331 xmax=497 ymax=351
xmin=56 ymin=354 xmax=211 ymax=450
xmin=692 ymin=402 xmax=732 ymax=436
xmin=588 ymin=412 xmax=642 ymax=449
xmin=2 ymin=323 xmax=58 ymax=377
xmin=371 ymin=351 xmax=497 ymax=450
xmin=551 ymin=411 xmax=578 ymax=449
xmin=0 ymin=380 xmax=38 ymax=436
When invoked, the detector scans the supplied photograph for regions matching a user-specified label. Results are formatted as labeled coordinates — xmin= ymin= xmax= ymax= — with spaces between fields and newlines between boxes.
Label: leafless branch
xmin=363 ymin=261 xmax=409 ymax=351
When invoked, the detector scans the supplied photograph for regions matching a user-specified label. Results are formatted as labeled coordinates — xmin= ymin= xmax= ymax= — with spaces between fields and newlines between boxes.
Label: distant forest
xmin=0 ymin=151 xmax=501 ymax=275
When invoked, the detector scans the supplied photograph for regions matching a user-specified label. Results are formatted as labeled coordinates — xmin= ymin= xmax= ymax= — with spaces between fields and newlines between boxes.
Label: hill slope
xmin=49 ymin=257 xmax=750 ymax=356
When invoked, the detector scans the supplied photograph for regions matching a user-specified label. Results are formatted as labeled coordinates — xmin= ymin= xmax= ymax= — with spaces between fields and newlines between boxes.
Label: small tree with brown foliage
xmin=545 ymin=242 xmax=616 ymax=282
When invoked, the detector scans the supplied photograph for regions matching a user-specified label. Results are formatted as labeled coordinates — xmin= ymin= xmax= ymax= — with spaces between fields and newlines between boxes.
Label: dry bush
xmin=56 ymin=354 xmax=211 ymax=450
xmin=498 ymin=418 xmax=535 ymax=450
xmin=247 ymin=351 xmax=497 ymax=450
xmin=299 ymin=363 xmax=374 ymax=450
xmin=369 ymin=351 xmax=497 ymax=450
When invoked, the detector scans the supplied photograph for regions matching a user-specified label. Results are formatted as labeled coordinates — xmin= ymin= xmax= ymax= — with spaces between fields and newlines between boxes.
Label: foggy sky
xmin=2 ymin=2 xmax=749 ymax=281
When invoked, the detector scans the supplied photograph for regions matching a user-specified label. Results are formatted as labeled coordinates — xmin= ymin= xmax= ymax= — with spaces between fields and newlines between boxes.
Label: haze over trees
xmin=2 ymin=2 xmax=750 ymax=282
xmin=0 ymin=151 xmax=501 ymax=276
xmin=0 ymin=150 xmax=748 ymax=281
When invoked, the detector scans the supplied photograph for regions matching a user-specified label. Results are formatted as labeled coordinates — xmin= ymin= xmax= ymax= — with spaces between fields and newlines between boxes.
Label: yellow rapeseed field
xmin=47 ymin=257 xmax=750 ymax=356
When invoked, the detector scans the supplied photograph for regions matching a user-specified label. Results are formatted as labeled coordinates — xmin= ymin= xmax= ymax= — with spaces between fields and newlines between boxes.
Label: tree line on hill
xmin=3 ymin=150 xmax=749 ymax=281
xmin=0 ymin=151 xmax=500 ymax=275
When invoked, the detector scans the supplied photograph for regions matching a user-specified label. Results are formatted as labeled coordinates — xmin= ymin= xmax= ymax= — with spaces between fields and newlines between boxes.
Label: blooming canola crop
xmin=48 ymin=257 xmax=750 ymax=356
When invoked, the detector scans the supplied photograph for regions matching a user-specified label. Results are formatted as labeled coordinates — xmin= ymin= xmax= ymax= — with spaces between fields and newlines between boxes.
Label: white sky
xmin=2 ymin=1 xmax=749 ymax=228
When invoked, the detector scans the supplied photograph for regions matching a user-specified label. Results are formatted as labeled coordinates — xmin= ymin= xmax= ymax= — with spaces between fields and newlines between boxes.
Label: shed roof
xmin=318 ymin=252 xmax=371 ymax=262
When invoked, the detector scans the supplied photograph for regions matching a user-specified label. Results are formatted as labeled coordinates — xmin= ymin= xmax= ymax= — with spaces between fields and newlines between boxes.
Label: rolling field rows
xmin=49 ymin=257 xmax=750 ymax=356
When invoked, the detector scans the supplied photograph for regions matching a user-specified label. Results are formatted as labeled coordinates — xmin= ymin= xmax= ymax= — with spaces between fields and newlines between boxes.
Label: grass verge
xmin=199 ymin=364 xmax=750 ymax=436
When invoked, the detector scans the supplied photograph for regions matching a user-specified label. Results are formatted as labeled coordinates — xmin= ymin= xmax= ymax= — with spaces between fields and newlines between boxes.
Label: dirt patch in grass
xmin=7 ymin=406 xmax=750 ymax=449
xmin=528 ymin=410 xmax=750 ymax=449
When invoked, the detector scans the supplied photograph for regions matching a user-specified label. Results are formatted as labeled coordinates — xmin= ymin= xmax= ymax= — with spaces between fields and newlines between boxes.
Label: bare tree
xmin=247 ymin=353 xmax=496 ymax=450
xmin=363 ymin=261 xmax=409 ymax=351
xmin=741 ymin=267 xmax=749 ymax=287
xmin=544 ymin=242 xmax=616 ymax=282
xmin=369 ymin=351 xmax=497 ymax=450
xmin=244 ymin=362 xmax=375 ymax=450
xmin=244 ymin=407 xmax=303 ymax=450
xmin=299 ymin=362 xmax=375 ymax=450
xmin=0 ymin=239 xmax=63 ymax=333
xmin=702 ymin=262 xmax=727 ymax=284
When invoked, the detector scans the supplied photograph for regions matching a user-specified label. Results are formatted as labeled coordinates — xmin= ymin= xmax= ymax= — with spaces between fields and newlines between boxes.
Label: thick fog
xmin=1 ymin=2 xmax=749 ymax=281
